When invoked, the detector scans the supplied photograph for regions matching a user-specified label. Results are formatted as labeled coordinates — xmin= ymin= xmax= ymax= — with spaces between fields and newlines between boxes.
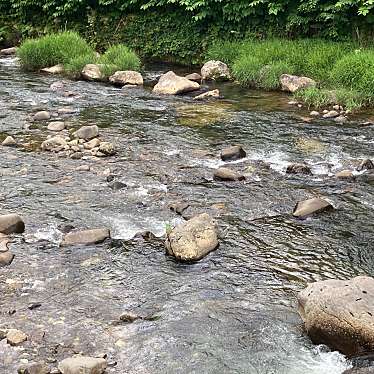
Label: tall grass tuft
xmin=17 ymin=31 xmax=94 ymax=71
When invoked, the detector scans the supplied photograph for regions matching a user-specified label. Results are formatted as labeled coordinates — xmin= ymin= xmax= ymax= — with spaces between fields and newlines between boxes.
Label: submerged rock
xmin=61 ymin=228 xmax=110 ymax=246
xmin=0 ymin=213 xmax=25 ymax=234
xmin=201 ymin=60 xmax=231 ymax=81
xmin=41 ymin=64 xmax=64 ymax=74
xmin=109 ymin=70 xmax=143 ymax=86
xmin=153 ymin=71 xmax=200 ymax=95
xmin=6 ymin=329 xmax=27 ymax=346
xmin=50 ymin=81 xmax=65 ymax=91
xmin=286 ymin=163 xmax=312 ymax=175
xmin=185 ymin=73 xmax=202 ymax=82
xmin=73 ymin=125 xmax=99 ymax=140
xmin=2 ymin=135 xmax=17 ymax=147
xmin=220 ymin=145 xmax=247 ymax=161
xmin=213 ymin=167 xmax=245 ymax=181
xmin=33 ymin=111 xmax=51 ymax=121
xmin=194 ymin=89 xmax=220 ymax=101
xmin=298 ymin=276 xmax=374 ymax=357
xmin=293 ymin=197 xmax=332 ymax=218
xmin=280 ymin=74 xmax=316 ymax=93
xmin=81 ymin=64 xmax=103 ymax=81
xmin=58 ymin=356 xmax=107 ymax=374
xmin=165 ymin=213 xmax=219 ymax=262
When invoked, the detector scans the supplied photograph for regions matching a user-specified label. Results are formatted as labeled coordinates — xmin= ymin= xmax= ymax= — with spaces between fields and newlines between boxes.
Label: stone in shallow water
xmin=73 ymin=125 xmax=99 ymax=140
xmin=98 ymin=142 xmax=116 ymax=156
xmin=336 ymin=170 xmax=355 ymax=180
xmin=201 ymin=60 xmax=231 ymax=81
xmin=298 ymin=276 xmax=374 ymax=357
xmin=357 ymin=159 xmax=374 ymax=172
xmin=41 ymin=64 xmax=64 ymax=74
xmin=6 ymin=329 xmax=27 ymax=346
xmin=220 ymin=145 xmax=246 ymax=161
xmin=165 ymin=213 xmax=219 ymax=262
xmin=213 ymin=167 xmax=245 ymax=181
xmin=153 ymin=71 xmax=200 ymax=95
xmin=81 ymin=64 xmax=103 ymax=81
xmin=194 ymin=89 xmax=220 ymax=100
xmin=0 ymin=213 xmax=25 ymax=234
xmin=0 ymin=47 xmax=17 ymax=55
xmin=286 ymin=163 xmax=312 ymax=175
xmin=58 ymin=356 xmax=107 ymax=374
xmin=61 ymin=228 xmax=110 ymax=246
xmin=185 ymin=72 xmax=202 ymax=82
xmin=18 ymin=361 xmax=50 ymax=374
xmin=47 ymin=122 xmax=65 ymax=131
xmin=293 ymin=197 xmax=333 ymax=218
xmin=33 ymin=111 xmax=51 ymax=121
xmin=2 ymin=135 xmax=17 ymax=146
xmin=109 ymin=70 xmax=143 ymax=86
xmin=280 ymin=74 xmax=316 ymax=93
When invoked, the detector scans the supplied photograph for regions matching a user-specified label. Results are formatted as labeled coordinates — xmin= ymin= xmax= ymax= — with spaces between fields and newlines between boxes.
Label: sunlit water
xmin=1 ymin=57 xmax=374 ymax=373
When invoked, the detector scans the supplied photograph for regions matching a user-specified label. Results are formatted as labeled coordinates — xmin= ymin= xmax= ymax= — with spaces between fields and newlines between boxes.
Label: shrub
xmin=98 ymin=44 xmax=141 ymax=76
xmin=17 ymin=31 xmax=94 ymax=71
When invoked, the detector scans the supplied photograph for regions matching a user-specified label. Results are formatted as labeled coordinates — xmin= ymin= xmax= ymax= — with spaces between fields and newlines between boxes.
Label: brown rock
xmin=81 ymin=64 xmax=103 ymax=81
xmin=185 ymin=73 xmax=202 ymax=82
xmin=61 ymin=228 xmax=110 ymax=246
xmin=109 ymin=71 xmax=143 ymax=86
xmin=153 ymin=71 xmax=200 ymax=95
xmin=213 ymin=167 xmax=245 ymax=181
xmin=41 ymin=64 xmax=64 ymax=74
xmin=336 ymin=170 xmax=355 ymax=180
xmin=194 ymin=89 xmax=220 ymax=100
xmin=6 ymin=329 xmax=27 ymax=346
xmin=220 ymin=146 xmax=246 ymax=161
xmin=280 ymin=74 xmax=316 ymax=93
xmin=0 ymin=47 xmax=17 ymax=55
xmin=293 ymin=197 xmax=333 ymax=218
xmin=0 ymin=213 xmax=25 ymax=234
xmin=286 ymin=163 xmax=312 ymax=175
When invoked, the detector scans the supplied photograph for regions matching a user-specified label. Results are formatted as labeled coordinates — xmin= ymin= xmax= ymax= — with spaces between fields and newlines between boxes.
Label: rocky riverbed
xmin=1 ymin=56 xmax=374 ymax=373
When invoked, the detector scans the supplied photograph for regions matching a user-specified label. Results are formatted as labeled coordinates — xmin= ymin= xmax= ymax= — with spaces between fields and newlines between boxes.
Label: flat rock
xmin=33 ymin=111 xmax=51 ymax=121
xmin=153 ymin=71 xmax=200 ymax=95
xmin=6 ymin=329 xmax=27 ymax=346
xmin=109 ymin=70 xmax=143 ymax=86
xmin=61 ymin=228 xmax=110 ymax=246
xmin=84 ymin=138 xmax=101 ymax=149
xmin=298 ymin=276 xmax=374 ymax=356
xmin=73 ymin=125 xmax=99 ymax=140
xmin=194 ymin=89 xmax=220 ymax=100
xmin=213 ymin=167 xmax=245 ymax=181
xmin=41 ymin=64 xmax=64 ymax=74
xmin=185 ymin=73 xmax=202 ymax=82
xmin=2 ymin=135 xmax=17 ymax=146
xmin=47 ymin=122 xmax=65 ymax=131
xmin=0 ymin=213 xmax=25 ymax=234
xmin=220 ymin=145 xmax=246 ymax=161
xmin=58 ymin=356 xmax=107 ymax=374
xmin=286 ymin=163 xmax=312 ymax=175
xmin=201 ymin=60 xmax=231 ymax=81
xmin=0 ymin=47 xmax=17 ymax=55
xmin=293 ymin=197 xmax=333 ymax=218
xmin=280 ymin=74 xmax=316 ymax=93
xmin=81 ymin=64 xmax=103 ymax=81
xmin=165 ymin=213 xmax=219 ymax=262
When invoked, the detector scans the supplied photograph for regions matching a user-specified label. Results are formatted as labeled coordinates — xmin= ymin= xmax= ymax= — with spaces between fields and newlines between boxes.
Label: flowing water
xmin=1 ymin=57 xmax=374 ymax=373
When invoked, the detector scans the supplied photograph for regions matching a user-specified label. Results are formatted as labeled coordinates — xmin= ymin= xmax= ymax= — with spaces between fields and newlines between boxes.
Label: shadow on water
xmin=0 ymin=57 xmax=373 ymax=373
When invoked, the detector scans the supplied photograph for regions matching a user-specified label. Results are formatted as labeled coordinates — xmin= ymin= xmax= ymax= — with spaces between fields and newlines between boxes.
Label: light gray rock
xmin=334 ymin=115 xmax=348 ymax=123
xmin=2 ymin=136 xmax=17 ymax=146
xmin=165 ymin=213 xmax=219 ymax=261
xmin=201 ymin=60 xmax=231 ymax=81
xmin=50 ymin=81 xmax=65 ymax=91
xmin=213 ymin=167 xmax=245 ymax=181
xmin=61 ymin=228 xmax=110 ymax=246
xmin=6 ymin=329 xmax=27 ymax=346
xmin=293 ymin=197 xmax=332 ymax=218
xmin=41 ymin=136 xmax=67 ymax=152
xmin=47 ymin=122 xmax=65 ymax=131
xmin=58 ymin=356 xmax=107 ymax=374
xmin=109 ymin=70 xmax=143 ymax=86
xmin=41 ymin=64 xmax=64 ymax=74
xmin=98 ymin=142 xmax=115 ymax=156
xmin=310 ymin=111 xmax=320 ymax=117
xmin=185 ymin=73 xmax=202 ymax=82
xmin=280 ymin=74 xmax=316 ymax=93
xmin=298 ymin=276 xmax=374 ymax=356
xmin=84 ymin=138 xmax=100 ymax=150
xmin=220 ymin=145 xmax=246 ymax=161
xmin=194 ymin=89 xmax=220 ymax=100
xmin=33 ymin=111 xmax=51 ymax=121
xmin=323 ymin=110 xmax=339 ymax=119
xmin=81 ymin=64 xmax=103 ymax=81
xmin=0 ymin=47 xmax=17 ymax=55
xmin=73 ymin=125 xmax=99 ymax=140
xmin=0 ymin=213 xmax=25 ymax=234
xmin=153 ymin=71 xmax=200 ymax=95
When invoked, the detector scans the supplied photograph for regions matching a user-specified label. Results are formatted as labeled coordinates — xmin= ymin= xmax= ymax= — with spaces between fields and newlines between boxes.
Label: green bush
xmin=17 ymin=31 xmax=94 ymax=71
xmin=294 ymin=87 xmax=332 ymax=108
xmin=98 ymin=44 xmax=141 ymax=76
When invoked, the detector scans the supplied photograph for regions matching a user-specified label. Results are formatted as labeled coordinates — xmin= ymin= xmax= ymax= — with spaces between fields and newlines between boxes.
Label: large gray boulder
xmin=61 ymin=228 xmax=110 ymax=246
xmin=58 ymin=356 xmax=107 ymax=374
xmin=280 ymin=74 xmax=316 ymax=93
xmin=201 ymin=60 xmax=231 ymax=81
xmin=0 ymin=214 xmax=25 ymax=234
xmin=109 ymin=70 xmax=143 ymax=86
xmin=298 ymin=276 xmax=374 ymax=356
xmin=165 ymin=213 xmax=219 ymax=262
xmin=293 ymin=197 xmax=332 ymax=218
xmin=153 ymin=71 xmax=200 ymax=95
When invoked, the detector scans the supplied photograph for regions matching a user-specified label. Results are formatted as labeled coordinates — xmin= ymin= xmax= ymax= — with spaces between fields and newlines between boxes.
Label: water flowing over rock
xmin=286 ymin=163 xmax=312 ymax=175
xmin=201 ymin=61 xmax=231 ymax=81
xmin=153 ymin=71 xmax=200 ymax=95
xmin=41 ymin=64 xmax=64 ymax=74
xmin=213 ymin=167 xmax=245 ymax=181
xmin=58 ymin=356 xmax=107 ymax=374
xmin=6 ymin=329 xmax=28 ymax=346
xmin=293 ymin=197 xmax=333 ymax=218
xmin=0 ymin=47 xmax=17 ymax=55
xmin=280 ymin=74 xmax=316 ymax=93
xmin=0 ymin=213 xmax=25 ymax=234
xmin=194 ymin=89 xmax=220 ymax=100
xmin=165 ymin=213 xmax=219 ymax=262
xmin=185 ymin=73 xmax=202 ymax=82
xmin=33 ymin=111 xmax=51 ymax=121
xmin=297 ymin=276 xmax=374 ymax=357
xmin=109 ymin=70 xmax=143 ymax=86
xmin=73 ymin=125 xmax=99 ymax=140
xmin=81 ymin=64 xmax=103 ymax=81
xmin=61 ymin=228 xmax=110 ymax=246
xmin=220 ymin=145 xmax=246 ymax=161
xmin=2 ymin=135 xmax=17 ymax=146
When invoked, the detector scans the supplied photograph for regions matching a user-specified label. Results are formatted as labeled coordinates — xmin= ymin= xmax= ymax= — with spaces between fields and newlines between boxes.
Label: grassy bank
xmin=206 ymin=39 xmax=374 ymax=110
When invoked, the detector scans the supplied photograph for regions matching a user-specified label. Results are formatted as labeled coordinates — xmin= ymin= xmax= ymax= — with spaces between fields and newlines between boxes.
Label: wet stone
xmin=0 ymin=213 xmax=25 ymax=234
xmin=73 ymin=125 xmax=99 ymax=140
xmin=33 ymin=111 xmax=51 ymax=121
xmin=2 ymin=135 xmax=17 ymax=146
xmin=61 ymin=228 xmax=110 ymax=246
xmin=286 ymin=163 xmax=312 ymax=175
xmin=213 ymin=167 xmax=245 ymax=181
xmin=6 ymin=328 xmax=28 ymax=346
xmin=185 ymin=73 xmax=202 ymax=82
xmin=47 ymin=122 xmax=65 ymax=131
xmin=98 ymin=142 xmax=116 ymax=156
xmin=58 ymin=356 xmax=107 ymax=374
xmin=220 ymin=145 xmax=246 ymax=161
xmin=293 ymin=197 xmax=333 ymax=218
xmin=119 ymin=311 xmax=142 ymax=323
xmin=336 ymin=170 xmax=355 ymax=180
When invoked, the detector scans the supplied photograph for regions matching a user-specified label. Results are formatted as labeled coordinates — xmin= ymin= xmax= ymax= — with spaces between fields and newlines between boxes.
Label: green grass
xmin=294 ymin=87 xmax=332 ymax=108
xmin=17 ymin=31 xmax=94 ymax=71
xmin=64 ymin=53 xmax=98 ymax=78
